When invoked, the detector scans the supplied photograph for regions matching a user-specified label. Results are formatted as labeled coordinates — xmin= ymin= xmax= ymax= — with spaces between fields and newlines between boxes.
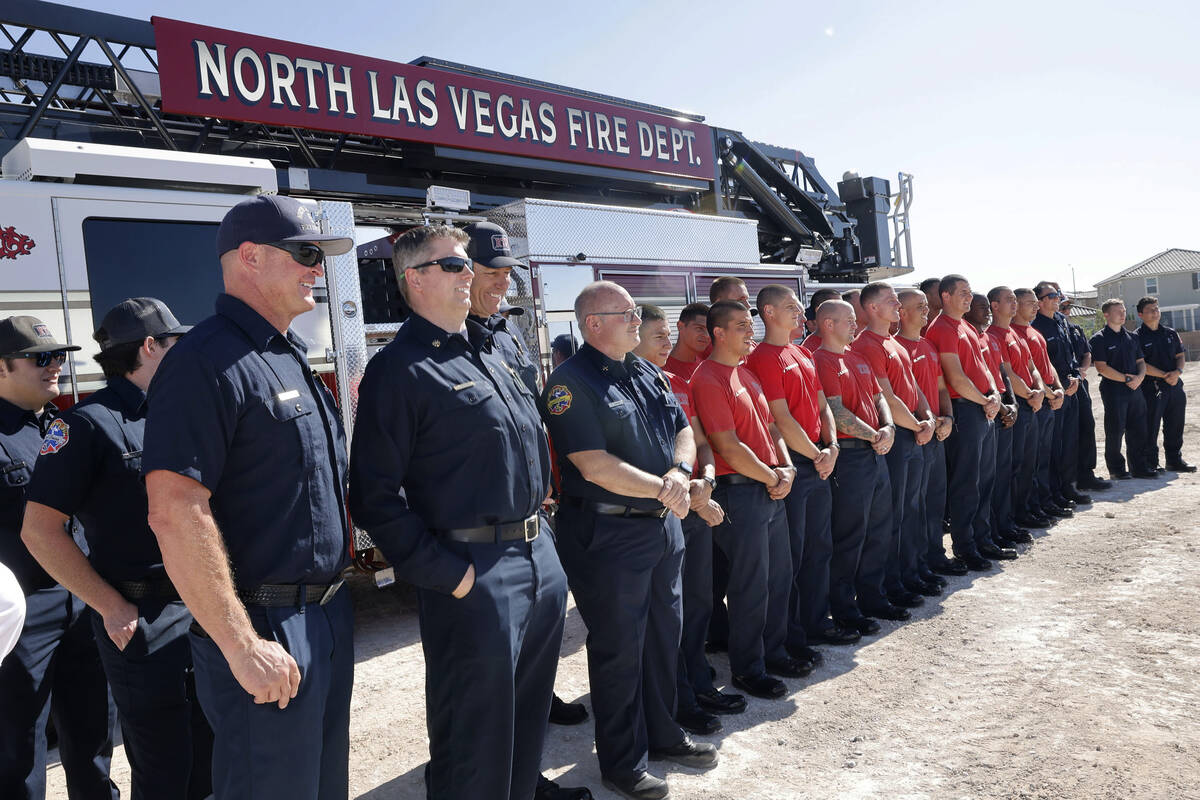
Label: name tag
xmin=783 ymin=363 xmax=799 ymax=372
xmin=453 ymin=381 xmax=476 ymax=391
xmin=607 ymin=399 xmax=626 ymax=408
xmin=733 ymin=388 xmax=747 ymax=399
xmin=276 ymin=389 xmax=300 ymax=401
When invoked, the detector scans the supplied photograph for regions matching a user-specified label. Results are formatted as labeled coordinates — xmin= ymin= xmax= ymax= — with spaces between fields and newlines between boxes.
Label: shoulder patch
xmin=40 ymin=419 xmax=70 ymax=455
xmin=547 ymin=384 xmax=573 ymax=416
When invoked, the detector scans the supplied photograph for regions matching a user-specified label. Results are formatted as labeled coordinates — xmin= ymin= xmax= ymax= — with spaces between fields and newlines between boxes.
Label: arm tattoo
xmin=827 ymin=396 xmax=878 ymax=440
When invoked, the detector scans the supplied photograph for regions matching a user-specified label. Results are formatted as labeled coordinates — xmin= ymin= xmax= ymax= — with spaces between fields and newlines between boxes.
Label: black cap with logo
xmin=94 ymin=298 xmax=191 ymax=351
xmin=216 ymin=195 xmax=354 ymax=258
xmin=0 ymin=316 xmax=81 ymax=356
xmin=464 ymin=221 xmax=525 ymax=270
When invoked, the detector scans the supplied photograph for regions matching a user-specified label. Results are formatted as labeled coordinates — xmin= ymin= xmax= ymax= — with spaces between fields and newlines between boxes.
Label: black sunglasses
xmin=10 ymin=350 xmax=68 ymax=367
xmin=265 ymin=241 xmax=325 ymax=267
xmin=1038 ymin=291 xmax=1060 ymax=300
xmin=410 ymin=256 xmax=473 ymax=273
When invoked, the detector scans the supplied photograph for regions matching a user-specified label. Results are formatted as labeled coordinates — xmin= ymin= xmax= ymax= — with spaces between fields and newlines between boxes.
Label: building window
xmin=1161 ymin=310 xmax=1174 ymax=329
xmin=1146 ymin=276 xmax=1158 ymax=294
xmin=1193 ymin=272 xmax=1199 ymax=291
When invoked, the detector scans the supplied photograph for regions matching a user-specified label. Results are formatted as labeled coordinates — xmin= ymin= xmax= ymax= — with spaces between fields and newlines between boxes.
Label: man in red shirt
xmin=896 ymin=290 xmax=963 ymax=578
xmin=746 ymin=286 xmax=861 ymax=657
xmin=663 ymin=303 xmax=710 ymax=380
xmin=1012 ymin=289 xmax=1070 ymax=522
xmin=986 ymin=288 xmax=1046 ymax=538
xmin=854 ymin=283 xmax=941 ymax=606
xmin=691 ymin=301 xmax=810 ymax=700
xmin=918 ymin=278 xmax=942 ymax=336
xmin=801 ymin=289 xmax=843 ymax=351
xmin=925 ymin=275 xmax=1003 ymax=572
xmin=632 ymin=307 xmax=745 ymax=735
xmin=811 ymin=301 xmax=902 ymax=631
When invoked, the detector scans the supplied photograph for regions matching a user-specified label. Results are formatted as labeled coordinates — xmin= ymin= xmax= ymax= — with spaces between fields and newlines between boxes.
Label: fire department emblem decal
xmin=491 ymin=233 xmax=509 ymax=251
xmin=1 ymin=225 xmax=36 ymax=260
xmin=547 ymin=385 xmax=572 ymax=416
xmin=40 ymin=419 xmax=69 ymax=455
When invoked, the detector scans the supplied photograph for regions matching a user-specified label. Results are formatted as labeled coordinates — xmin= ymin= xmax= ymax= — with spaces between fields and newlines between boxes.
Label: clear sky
xmin=74 ymin=0 xmax=1200 ymax=293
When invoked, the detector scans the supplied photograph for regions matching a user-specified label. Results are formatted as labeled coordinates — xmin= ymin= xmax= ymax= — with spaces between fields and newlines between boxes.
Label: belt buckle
xmin=523 ymin=516 xmax=539 ymax=542
xmin=319 ymin=579 xmax=344 ymax=605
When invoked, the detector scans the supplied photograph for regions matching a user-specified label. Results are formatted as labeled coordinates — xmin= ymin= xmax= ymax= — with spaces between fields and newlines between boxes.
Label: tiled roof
xmin=1096 ymin=249 xmax=1200 ymax=286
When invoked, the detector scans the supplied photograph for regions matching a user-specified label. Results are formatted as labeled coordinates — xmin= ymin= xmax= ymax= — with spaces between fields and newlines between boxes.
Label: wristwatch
xmin=672 ymin=461 xmax=693 ymax=476
xmin=702 ymin=475 xmax=717 ymax=491
xmin=1124 ymin=375 xmax=1133 ymax=383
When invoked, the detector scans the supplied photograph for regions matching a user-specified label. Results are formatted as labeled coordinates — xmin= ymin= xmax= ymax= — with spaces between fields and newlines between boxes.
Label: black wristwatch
xmin=702 ymin=475 xmax=717 ymax=491
xmin=672 ymin=461 xmax=693 ymax=476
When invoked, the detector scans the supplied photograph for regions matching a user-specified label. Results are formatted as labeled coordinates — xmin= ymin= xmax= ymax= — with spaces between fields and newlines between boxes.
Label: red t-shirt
xmin=690 ymin=359 xmax=778 ymax=476
xmin=1011 ymin=322 xmax=1053 ymax=383
xmin=991 ymin=326 xmax=1034 ymax=386
xmin=801 ymin=333 xmax=823 ymax=351
xmin=979 ymin=327 xmax=1005 ymax=388
xmin=744 ymin=342 xmax=822 ymax=444
xmin=665 ymin=370 xmax=692 ymax=419
xmin=852 ymin=328 xmax=921 ymax=412
xmin=897 ymin=335 xmax=941 ymax=415
xmin=926 ymin=314 xmax=993 ymax=399
xmin=664 ymin=354 xmax=702 ymax=380
xmin=812 ymin=348 xmax=880 ymax=439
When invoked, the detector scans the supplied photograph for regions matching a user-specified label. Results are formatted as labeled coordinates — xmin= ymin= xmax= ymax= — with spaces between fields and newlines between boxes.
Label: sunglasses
xmin=265 ymin=241 xmax=325 ymax=267
xmin=10 ymin=350 xmax=68 ymax=367
xmin=589 ymin=308 xmax=643 ymax=324
xmin=410 ymin=256 xmax=473 ymax=273
xmin=1038 ymin=291 xmax=1060 ymax=300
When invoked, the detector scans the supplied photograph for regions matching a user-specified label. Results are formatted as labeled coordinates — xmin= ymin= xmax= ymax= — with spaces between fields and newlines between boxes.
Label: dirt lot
xmin=50 ymin=365 xmax=1200 ymax=799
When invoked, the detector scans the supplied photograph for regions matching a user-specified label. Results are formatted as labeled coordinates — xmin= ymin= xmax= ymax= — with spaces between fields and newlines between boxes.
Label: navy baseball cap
xmin=464 ymin=221 xmax=525 ymax=270
xmin=94 ymin=298 xmax=191 ymax=351
xmin=216 ymin=195 xmax=354 ymax=258
xmin=0 ymin=316 xmax=81 ymax=356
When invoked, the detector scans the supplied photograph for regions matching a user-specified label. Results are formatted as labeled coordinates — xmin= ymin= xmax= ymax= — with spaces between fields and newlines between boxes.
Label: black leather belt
xmin=116 ymin=577 xmax=180 ymax=601
xmin=238 ymin=580 xmax=344 ymax=607
xmin=440 ymin=515 xmax=539 ymax=543
xmin=836 ymin=437 xmax=874 ymax=450
xmin=564 ymin=497 xmax=668 ymax=518
xmin=715 ymin=473 xmax=760 ymax=487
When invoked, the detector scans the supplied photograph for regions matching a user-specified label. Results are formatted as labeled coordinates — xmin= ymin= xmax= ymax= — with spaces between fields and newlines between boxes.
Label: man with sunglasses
xmin=0 ymin=316 xmax=119 ymax=800
xmin=542 ymin=281 xmax=716 ymax=800
xmin=143 ymin=195 xmax=355 ymax=800
xmin=22 ymin=299 xmax=214 ymax=800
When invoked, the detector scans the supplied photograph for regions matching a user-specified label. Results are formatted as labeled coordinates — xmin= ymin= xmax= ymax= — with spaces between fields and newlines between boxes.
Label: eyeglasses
xmin=1038 ymin=291 xmax=1060 ymax=300
xmin=588 ymin=308 xmax=642 ymax=324
xmin=265 ymin=242 xmax=325 ymax=267
xmin=10 ymin=351 xmax=68 ymax=367
xmin=410 ymin=256 xmax=473 ymax=273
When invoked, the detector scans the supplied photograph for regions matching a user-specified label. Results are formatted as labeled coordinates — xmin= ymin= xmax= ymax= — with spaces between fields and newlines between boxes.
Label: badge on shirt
xmin=547 ymin=385 xmax=573 ymax=415
xmin=40 ymin=419 xmax=69 ymax=455
xmin=857 ymin=363 xmax=872 ymax=375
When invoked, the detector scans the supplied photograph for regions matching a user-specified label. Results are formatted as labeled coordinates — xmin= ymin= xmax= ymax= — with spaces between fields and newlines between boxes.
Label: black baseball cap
xmin=464 ymin=221 xmax=525 ymax=270
xmin=498 ymin=301 xmax=525 ymax=316
xmin=94 ymin=298 xmax=191 ymax=351
xmin=216 ymin=195 xmax=354 ymax=258
xmin=0 ymin=316 xmax=81 ymax=356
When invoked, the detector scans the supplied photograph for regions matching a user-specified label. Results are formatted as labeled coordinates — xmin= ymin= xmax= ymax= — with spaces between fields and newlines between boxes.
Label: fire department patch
xmin=491 ymin=233 xmax=509 ymax=251
xmin=546 ymin=385 xmax=572 ymax=416
xmin=40 ymin=419 xmax=69 ymax=455
xmin=33 ymin=324 xmax=51 ymax=338
xmin=857 ymin=363 xmax=871 ymax=375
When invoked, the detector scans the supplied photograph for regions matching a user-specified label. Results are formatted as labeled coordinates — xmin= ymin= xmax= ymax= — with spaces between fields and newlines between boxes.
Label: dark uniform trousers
xmin=974 ymin=419 xmax=998 ymax=550
xmin=676 ymin=512 xmax=716 ymax=710
xmin=1050 ymin=392 xmax=1080 ymax=498
xmin=0 ymin=586 xmax=118 ymax=800
xmin=1030 ymin=405 xmax=1056 ymax=512
xmin=1099 ymin=381 xmax=1149 ymax=475
xmin=711 ymin=484 xmax=791 ymax=678
xmin=945 ymin=400 xmax=990 ymax=559
xmin=882 ymin=429 xmax=923 ymax=593
xmin=992 ymin=414 xmax=1016 ymax=536
xmin=420 ymin=526 xmax=566 ymax=800
xmin=707 ymin=543 xmax=731 ymax=649
xmin=90 ymin=600 xmax=211 ymax=800
xmin=782 ymin=457 xmax=832 ymax=646
xmin=829 ymin=447 xmax=891 ymax=617
xmin=555 ymin=505 xmax=684 ymax=783
xmin=1143 ymin=378 xmax=1186 ymax=468
xmin=1076 ymin=378 xmax=1099 ymax=480
xmin=922 ymin=439 xmax=949 ymax=568
xmin=188 ymin=589 xmax=353 ymax=800
xmin=1009 ymin=404 xmax=1035 ymax=521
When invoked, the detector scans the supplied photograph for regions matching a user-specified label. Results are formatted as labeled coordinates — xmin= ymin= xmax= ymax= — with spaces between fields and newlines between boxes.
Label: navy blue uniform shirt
xmin=470 ymin=312 xmax=540 ymax=396
xmin=1089 ymin=326 xmax=1143 ymax=384
xmin=349 ymin=313 xmax=551 ymax=594
xmin=0 ymin=398 xmax=63 ymax=594
xmin=1136 ymin=324 xmax=1184 ymax=374
xmin=27 ymin=377 xmax=165 ymax=583
xmin=1032 ymin=311 xmax=1080 ymax=380
xmin=541 ymin=343 xmax=688 ymax=510
xmin=142 ymin=294 xmax=350 ymax=589
xmin=1067 ymin=321 xmax=1091 ymax=366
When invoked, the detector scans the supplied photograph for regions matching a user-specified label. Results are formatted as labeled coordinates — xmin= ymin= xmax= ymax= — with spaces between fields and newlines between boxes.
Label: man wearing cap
xmin=351 ymin=224 xmax=568 ymax=800
xmin=0 ymin=316 xmax=118 ymax=800
xmin=143 ymin=195 xmax=355 ymax=800
xmin=21 ymin=299 xmax=212 ymax=800
xmin=543 ymin=281 xmax=716 ymax=800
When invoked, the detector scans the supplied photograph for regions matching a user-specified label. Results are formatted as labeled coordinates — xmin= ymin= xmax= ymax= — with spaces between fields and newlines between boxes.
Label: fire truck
xmin=1 ymin=1 xmax=915 ymax=551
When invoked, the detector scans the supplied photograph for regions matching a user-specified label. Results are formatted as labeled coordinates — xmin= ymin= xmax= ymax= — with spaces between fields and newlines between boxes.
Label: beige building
xmin=1095 ymin=249 xmax=1200 ymax=333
